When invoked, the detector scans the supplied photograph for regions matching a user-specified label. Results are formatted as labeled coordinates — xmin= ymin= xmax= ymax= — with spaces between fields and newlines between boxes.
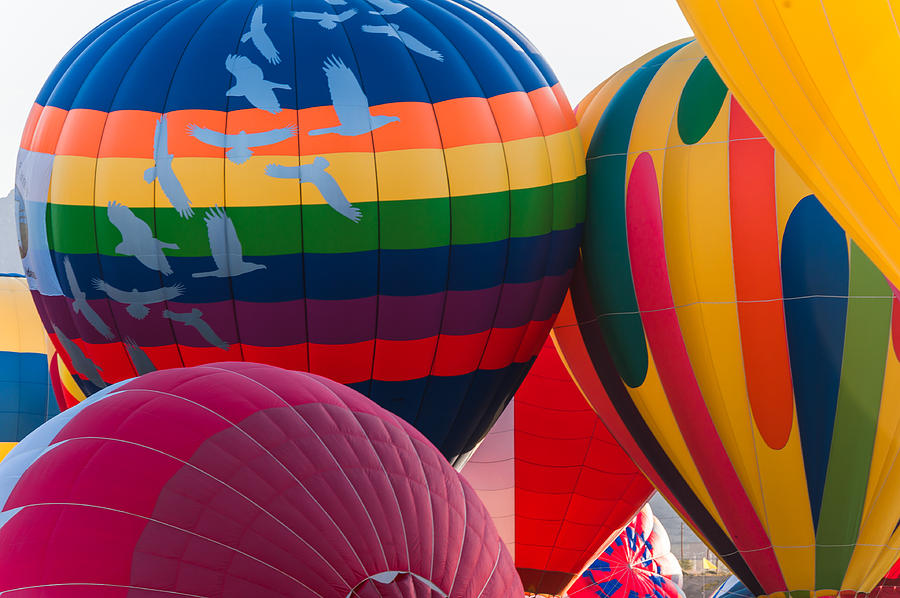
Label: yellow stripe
xmin=57 ymin=354 xmax=86 ymax=404
xmin=842 ymin=329 xmax=900 ymax=590
xmin=0 ymin=442 xmax=16 ymax=463
xmin=0 ymin=277 xmax=48 ymax=355
xmin=49 ymin=134 xmax=580 ymax=208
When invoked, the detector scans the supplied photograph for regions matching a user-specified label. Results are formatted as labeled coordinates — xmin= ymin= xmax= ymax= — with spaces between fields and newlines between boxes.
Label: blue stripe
xmin=50 ymin=226 xmax=580 ymax=303
xmin=0 ymin=352 xmax=60 ymax=442
xmin=781 ymin=195 xmax=849 ymax=528
xmin=39 ymin=0 xmax=556 ymax=113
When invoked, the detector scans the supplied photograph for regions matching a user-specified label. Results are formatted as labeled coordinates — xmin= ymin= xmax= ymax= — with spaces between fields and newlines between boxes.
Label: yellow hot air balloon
xmin=677 ymin=0 xmax=900 ymax=290
xmin=554 ymin=38 xmax=900 ymax=598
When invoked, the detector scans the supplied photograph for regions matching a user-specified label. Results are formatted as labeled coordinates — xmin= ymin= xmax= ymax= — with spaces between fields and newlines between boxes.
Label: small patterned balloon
xmin=566 ymin=504 xmax=684 ymax=598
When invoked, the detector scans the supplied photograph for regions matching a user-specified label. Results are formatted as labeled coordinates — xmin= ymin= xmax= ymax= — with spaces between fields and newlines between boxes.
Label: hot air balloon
xmin=710 ymin=577 xmax=753 ymax=598
xmin=675 ymin=0 xmax=900 ymax=291
xmin=566 ymin=504 xmax=684 ymax=598
xmin=462 ymin=337 xmax=653 ymax=596
xmin=16 ymin=0 xmax=586 ymax=465
xmin=553 ymin=39 xmax=900 ymax=597
xmin=0 ymin=273 xmax=60 ymax=460
xmin=0 ymin=361 xmax=523 ymax=596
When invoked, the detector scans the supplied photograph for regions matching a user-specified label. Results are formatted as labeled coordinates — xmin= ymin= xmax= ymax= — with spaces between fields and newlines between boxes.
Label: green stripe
xmin=46 ymin=178 xmax=583 ymax=256
xmin=582 ymin=42 xmax=687 ymax=388
xmin=814 ymin=242 xmax=892 ymax=590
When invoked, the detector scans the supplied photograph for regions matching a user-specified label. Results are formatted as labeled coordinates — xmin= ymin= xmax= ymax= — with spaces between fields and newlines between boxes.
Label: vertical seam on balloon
xmin=445 ymin=448 xmax=470 ymax=597
xmin=473 ymin=541 xmax=504 ymax=598
xmin=36 ymin=433 xmax=352 ymax=587
xmin=366 ymin=1 xmax=457 ymax=456
xmin=411 ymin=0 xmax=515 ymax=460
xmin=217 ymin=0 xmax=264 ymax=366
xmin=289 ymin=0 xmax=310 ymax=375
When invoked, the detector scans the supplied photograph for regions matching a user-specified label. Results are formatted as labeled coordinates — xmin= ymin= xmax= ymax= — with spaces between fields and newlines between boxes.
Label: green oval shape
xmin=677 ymin=57 xmax=729 ymax=145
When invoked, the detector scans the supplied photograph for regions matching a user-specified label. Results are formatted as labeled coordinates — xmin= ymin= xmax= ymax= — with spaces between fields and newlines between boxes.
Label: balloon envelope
xmin=676 ymin=0 xmax=900 ymax=291
xmin=17 ymin=0 xmax=585 ymax=464
xmin=554 ymin=39 xmax=900 ymax=597
xmin=0 ymin=362 xmax=523 ymax=596
xmin=0 ymin=273 xmax=60 ymax=458
xmin=462 ymin=337 xmax=653 ymax=596
xmin=566 ymin=504 xmax=684 ymax=598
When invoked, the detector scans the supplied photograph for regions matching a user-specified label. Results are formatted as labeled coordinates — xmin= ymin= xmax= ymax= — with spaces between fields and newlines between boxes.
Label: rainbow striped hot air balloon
xmin=0 ymin=274 xmax=61 ymax=459
xmin=16 ymin=0 xmax=585 ymax=464
xmin=553 ymin=39 xmax=900 ymax=597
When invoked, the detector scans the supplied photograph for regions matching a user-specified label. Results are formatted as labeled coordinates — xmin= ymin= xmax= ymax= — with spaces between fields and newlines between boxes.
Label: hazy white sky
xmin=0 ymin=0 xmax=692 ymax=188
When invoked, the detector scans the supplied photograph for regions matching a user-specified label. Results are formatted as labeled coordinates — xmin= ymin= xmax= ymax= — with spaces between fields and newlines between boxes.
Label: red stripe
xmin=625 ymin=151 xmax=786 ymax=591
xmin=728 ymin=98 xmax=795 ymax=450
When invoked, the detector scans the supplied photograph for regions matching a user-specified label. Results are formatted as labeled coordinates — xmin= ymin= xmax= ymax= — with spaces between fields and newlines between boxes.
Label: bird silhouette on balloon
xmin=144 ymin=116 xmax=194 ymax=219
xmin=225 ymin=54 xmax=291 ymax=114
xmin=291 ymin=8 xmax=357 ymax=30
xmin=193 ymin=206 xmax=266 ymax=278
xmin=63 ymin=257 xmax=113 ymax=340
xmin=241 ymin=5 xmax=281 ymax=65
xmin=361 ymin=24 xmax=444 ymax=61
xmin=124 ymin=338 xmax=157 ymax=375
xmin=52 ymin=325 xmax=107 ymax=389
xmin=107 ymin=201 xmax=179 ymax=275
xmin=163 ymin=308 xmax=230 ymax=351
xmin=309 ymin=56 xmax=400 ymax=136
xmin=92 ymin=279 xmax=185 ymax=320
xmin=187 ymin=123 xmax=298 ymax=165
xmin=366 ymin=0 xmax=407 ymax=16
xmin=266 ymin=157 xmax=362 ymax=222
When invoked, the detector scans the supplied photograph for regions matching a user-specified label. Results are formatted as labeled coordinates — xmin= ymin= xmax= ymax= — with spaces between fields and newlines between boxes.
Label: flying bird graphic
xmin=291 ymin=8 xmax=357 ymax=30
xmin=163 ymin=308 xmax=230 ymax=351
xmin=107 ymin=201 xmax=179 ymax=275
xmin=241 ymin=5 xmax=281 ymax=65
xmin=193 ymin=206 xmax=266 ymax=278
xmin=225 ymin=54 xmax=291 ymax=114
xmin=52 ymin=325 xmax=107 ymax=389
xmin=308 ymin=56 xmax=399 ymax=136
xmin=92 ymin=279 xmax=185 ymax=320
xmin=63 ymin=257 xmax=114 ymax=339
xmin=266 ymin=157 xmax=361 ymax=222
xmin=366 ymin=0 xmax=407 ymax=15
xmin=144 ymin=116 xmax=194 ymax=219
xmin=124 ymin=338 xmax=157 ymax=375
xmin=187 ymin=123 xmax=298 ymax=165
xmin=361 ymin=24 xmax=444 ymax=61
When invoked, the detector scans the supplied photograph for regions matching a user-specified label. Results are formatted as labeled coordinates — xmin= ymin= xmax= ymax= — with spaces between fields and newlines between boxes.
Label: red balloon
xmin=462 ymin=338 xmax=653 ymax=596
xmin=0 ymin=363 xmax=522 ymax=597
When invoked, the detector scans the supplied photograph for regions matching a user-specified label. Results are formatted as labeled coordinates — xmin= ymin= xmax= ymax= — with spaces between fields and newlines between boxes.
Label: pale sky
xmin=0 ymin=0 xmax=691 ymax=190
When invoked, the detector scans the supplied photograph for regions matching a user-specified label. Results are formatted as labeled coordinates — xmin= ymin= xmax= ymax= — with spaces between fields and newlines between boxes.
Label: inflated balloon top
xmin=554 ymin=39 xmax=900 ymax=597
xmin=462 ymin=337 xmax=653 ymax=596
xmin=16 ymin=0 xmax=586 ymax=464
xmin=676 ymin=0 xmax=900 ymax=293
xmin=0 ymin=362 xmax=523 ymax=596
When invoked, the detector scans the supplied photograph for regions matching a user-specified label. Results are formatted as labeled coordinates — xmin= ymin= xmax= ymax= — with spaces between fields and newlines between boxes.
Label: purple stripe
xmin=38 ymin=278 xmax=564 ymax=347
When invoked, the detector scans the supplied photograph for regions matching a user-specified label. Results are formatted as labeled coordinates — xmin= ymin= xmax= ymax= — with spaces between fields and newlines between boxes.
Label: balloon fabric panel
xmin=553 ymin=39 xmax=900 ymax=598
xmin=0 ymin=362 xmax=523 ymax=596
xmin=462 ymin=337 xmax=653 ymax=596
xmin=17 ymin=0 xmax=586 ymax=465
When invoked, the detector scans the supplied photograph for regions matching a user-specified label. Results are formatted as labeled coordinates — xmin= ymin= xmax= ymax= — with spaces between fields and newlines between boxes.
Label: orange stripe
xmin=729 ymin=98 xmax=795 ymax=451
xmin=23 ymin=92 xmax=575 ymax=158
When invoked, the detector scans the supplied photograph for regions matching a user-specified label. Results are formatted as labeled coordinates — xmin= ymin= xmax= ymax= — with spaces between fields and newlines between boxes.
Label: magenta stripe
xmin=625 ymin=152 xmax=786 ymax=592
